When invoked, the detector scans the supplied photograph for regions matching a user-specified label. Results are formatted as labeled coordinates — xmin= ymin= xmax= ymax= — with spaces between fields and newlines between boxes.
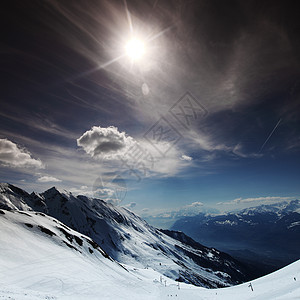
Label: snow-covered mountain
xmin=238 ymin=200 xmax=300 ymax=215
xmin=171 ymin=200 xmax=300 ymax=276
xmin=1 ymin=207 xmax=300 ymax=299
xmin=0 ymin=183 xmax=250 ymax=288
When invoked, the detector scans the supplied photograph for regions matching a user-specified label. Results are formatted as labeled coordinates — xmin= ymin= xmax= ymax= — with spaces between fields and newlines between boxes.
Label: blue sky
xmin=1 ymin=0 xmax=300 ymax=227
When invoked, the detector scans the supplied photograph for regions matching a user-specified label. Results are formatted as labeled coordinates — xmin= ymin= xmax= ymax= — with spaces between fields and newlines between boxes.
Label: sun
xmin=125 ymin=38 xmax=145 ymax=61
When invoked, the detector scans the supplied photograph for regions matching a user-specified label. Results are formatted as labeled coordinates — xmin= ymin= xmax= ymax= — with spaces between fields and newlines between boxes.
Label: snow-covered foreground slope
xmin=1 ymin=208 xmax=300 ymax=300
xmin=0 ymin=209 xmax=174 ymax=299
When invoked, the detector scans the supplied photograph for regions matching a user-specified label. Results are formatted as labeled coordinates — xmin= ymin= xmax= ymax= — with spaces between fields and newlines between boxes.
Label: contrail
xmin=259 ymin=118 xmax=282 ymax=153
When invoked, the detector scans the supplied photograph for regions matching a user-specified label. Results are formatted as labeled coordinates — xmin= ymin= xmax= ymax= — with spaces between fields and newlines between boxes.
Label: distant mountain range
xmin=171 ymin=200 xmax=300 ymax=276
xmin=0 ymin=183 xmax=252 ymax=288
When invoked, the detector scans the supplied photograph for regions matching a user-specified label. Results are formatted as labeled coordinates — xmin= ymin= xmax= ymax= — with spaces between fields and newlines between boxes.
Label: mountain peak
xmin=44 ymin=186 xmax=60 ymax=193
xmin=42 ymin=186 xmax=70 ymax=197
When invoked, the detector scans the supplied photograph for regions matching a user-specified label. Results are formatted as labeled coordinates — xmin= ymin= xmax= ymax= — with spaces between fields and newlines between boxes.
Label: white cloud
xmin=69 ymin=185 xmax=124 ymax=202
xmin=185 ymin=201 xmax=204 ymax=208
xmin=124 ymin=202 xmax=137 ymax=209
xmin=37 ymin=176 xmax=62 ymax=183
xmin=0 ymin=138 xmax=43 ymax=169
xmin=218 ymin=196 xmax=295 ymax=205
xmin=180 ymin=154 xmax=192 ymax=161
xmin=77 ymin=126 xmax=135 ymax=159
xmin=104 ymin=198 xmax=122 ymax=206
xmin=94 ymin=187 xmax=116 ymax=197
xmin=69 ymin=185 xmax=94 ymax=197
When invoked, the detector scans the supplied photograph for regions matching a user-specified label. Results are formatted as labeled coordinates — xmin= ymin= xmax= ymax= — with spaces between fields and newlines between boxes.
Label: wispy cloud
xmin=37 ymin=176 xmax=62 ymax=183
xmin=218 ymin=196 xmax=296 ymax=206
xmin=233 ymin=144 xmax=262 ymax=158
xmin=0 ymin=111 xmax=78 ymax=140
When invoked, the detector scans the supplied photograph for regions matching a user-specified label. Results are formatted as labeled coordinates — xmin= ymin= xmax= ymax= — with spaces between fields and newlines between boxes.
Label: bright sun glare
xmin=125 ymin=38 xmax=145 ymax=60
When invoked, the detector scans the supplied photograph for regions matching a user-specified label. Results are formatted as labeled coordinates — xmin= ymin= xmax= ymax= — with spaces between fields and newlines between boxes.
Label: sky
xmin=1 ymin=0 xmax=300 ymax=227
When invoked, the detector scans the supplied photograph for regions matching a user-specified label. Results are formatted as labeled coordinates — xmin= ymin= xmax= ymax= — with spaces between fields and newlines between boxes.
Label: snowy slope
xmin=0 ymin=209 xmax=152 ymax=299
xmin=0 ymin=183 xmax=250 ymax=288
xmin=0 ymin=208 xmax=300 ymax=299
